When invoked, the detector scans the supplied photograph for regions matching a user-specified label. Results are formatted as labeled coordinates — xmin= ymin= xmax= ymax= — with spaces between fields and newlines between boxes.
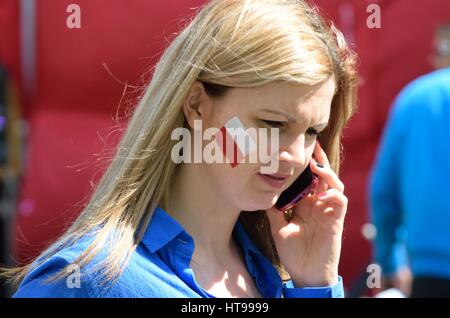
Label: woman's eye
xmin=260 ymin=120 xmax=321 ymax=137
xmin=261 ymin=120 xmax=286 ymax=128
xmin=306 ymin=128 xmax=320 ymax=137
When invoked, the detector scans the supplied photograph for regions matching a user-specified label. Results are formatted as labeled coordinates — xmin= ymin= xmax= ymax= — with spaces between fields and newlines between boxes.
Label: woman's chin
xmin=241 ymin=192 xmax=279 ymax=211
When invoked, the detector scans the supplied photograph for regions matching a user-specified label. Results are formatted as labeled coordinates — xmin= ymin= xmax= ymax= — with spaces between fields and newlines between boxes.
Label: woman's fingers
xmin=314 ymin=140 xmax=330 ymax=167
xmin=310 ymin=140 xmax=332 ymax=195
xmin=310 ymin=156 xmax=345 ymax=193
xmin=316 ymin=188 xmax=348 ymax=207
xmin=316 ymin=188 xmax=348 ymax=220
xmin=310 ymin=158 xmax=328 ymax=195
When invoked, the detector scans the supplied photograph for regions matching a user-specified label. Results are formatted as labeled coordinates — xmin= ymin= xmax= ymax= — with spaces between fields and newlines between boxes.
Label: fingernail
xmin=316 ymin=162 xmax=324 ymax=168
xmin=317 ymin=192 xmax=327 ymax=197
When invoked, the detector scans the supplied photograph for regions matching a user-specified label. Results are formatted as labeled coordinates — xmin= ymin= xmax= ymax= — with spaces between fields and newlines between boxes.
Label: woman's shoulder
xmin=13 ymin=233 xmax=102 ymax=298
xmin=12 ymin=232 xmax=196 ymax=298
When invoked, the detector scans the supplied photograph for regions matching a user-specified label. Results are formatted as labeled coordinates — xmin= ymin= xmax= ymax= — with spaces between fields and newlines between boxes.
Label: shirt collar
xmin=140 ymin=206 xmax=282 ymax=297
xmin=233 ymin=216 xmax=283 ymax=297
xmin=141 ymin=206 xmax=263 ymax=256
xmin=232 ymin=218 xmax=263 ymax=257
xmin=141 ymin=206 xmax=186 ymax=253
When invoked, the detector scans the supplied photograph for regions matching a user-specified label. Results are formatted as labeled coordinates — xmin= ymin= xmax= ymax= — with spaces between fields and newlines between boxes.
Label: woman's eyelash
xmin=261 ymin=119 xmax=321 ymax=136
xmin=261 ymin=119 xmax=286 ymax=128
xmin=306 ymin=128 xmax=320 ymax=136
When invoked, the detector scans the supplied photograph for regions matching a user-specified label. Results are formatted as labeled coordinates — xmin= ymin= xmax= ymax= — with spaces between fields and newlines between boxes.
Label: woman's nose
xmin=278 ymin=135 xmax=306 ymax=168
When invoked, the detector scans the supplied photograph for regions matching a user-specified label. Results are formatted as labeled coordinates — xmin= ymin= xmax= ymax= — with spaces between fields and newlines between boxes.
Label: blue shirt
xmin=370 ymin=67 xmax=450 ymax=278
xmin=13 ymin=206 xmax=344 ymax=298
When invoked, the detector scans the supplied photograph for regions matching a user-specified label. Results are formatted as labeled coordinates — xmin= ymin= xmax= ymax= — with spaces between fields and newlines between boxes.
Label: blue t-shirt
xmin=13 ymin=206 xmax=344 ymax=298
xmin=370 ymin=67 xmax=450 ymax=278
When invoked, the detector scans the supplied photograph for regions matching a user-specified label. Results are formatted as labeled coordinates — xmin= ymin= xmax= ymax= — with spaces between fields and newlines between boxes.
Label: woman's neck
xmin=167 ymin=163 xmax=241 ymax=260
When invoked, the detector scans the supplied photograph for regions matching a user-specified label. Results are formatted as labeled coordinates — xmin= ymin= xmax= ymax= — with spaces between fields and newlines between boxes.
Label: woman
xmin=3 ymin=0 xmax=357 ymax=297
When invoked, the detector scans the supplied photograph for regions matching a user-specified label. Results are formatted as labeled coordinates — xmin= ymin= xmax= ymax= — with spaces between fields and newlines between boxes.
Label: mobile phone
xmin=274 ymin=164 xmax=319 ymax=212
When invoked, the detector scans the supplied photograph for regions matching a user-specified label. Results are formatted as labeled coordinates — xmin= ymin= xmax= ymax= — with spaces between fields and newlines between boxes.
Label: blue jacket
xmin=13 ymin=206 xmax=344 ymax=297
xmin=370 ymin=67 xmax=450 ymax=278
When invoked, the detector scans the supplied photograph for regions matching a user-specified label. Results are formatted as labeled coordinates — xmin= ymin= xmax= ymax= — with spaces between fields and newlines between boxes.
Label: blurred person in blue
xmin=430 ymin=23 xmax=450 ymax=70
xmin=370 ymin=23 xmax=450 ymax=298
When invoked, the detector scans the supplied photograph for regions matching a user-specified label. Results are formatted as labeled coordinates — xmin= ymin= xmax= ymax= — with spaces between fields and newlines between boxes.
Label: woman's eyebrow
xmin=259 ymin=108 xmax=296 ymax=123
xmin=259 ymin=108 xmax=329 ymax=128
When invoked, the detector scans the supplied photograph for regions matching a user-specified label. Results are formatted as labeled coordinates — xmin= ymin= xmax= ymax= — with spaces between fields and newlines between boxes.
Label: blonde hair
xmin=1 ymin=0 xmax=358 ymax=288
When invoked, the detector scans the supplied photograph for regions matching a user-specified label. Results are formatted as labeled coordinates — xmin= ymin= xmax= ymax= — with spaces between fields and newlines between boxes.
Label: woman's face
xmin=184 ymin=77 xmax=336 ymax=212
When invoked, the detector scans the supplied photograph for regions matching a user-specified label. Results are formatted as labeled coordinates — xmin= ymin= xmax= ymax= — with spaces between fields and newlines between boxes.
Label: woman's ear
xmin=182 ymin=81 xmax=211 ymax=130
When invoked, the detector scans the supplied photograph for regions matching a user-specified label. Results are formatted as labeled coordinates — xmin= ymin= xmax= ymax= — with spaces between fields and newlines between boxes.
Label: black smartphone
xmin=274 ymin=164 xmax=318 ymax=212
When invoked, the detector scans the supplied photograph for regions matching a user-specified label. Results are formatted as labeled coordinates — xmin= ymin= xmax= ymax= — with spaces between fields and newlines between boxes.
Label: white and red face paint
xmin=214 ymin=116 xmax=257 ymax=168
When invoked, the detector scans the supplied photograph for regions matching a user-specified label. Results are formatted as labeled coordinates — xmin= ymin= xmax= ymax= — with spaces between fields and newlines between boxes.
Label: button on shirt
xmin=13 ymin=206 xmax=344 ymax=298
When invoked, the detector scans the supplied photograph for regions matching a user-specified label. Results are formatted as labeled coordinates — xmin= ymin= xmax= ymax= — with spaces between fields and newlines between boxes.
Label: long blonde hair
xmin=1 ymin=0 xmax=358 ymax=288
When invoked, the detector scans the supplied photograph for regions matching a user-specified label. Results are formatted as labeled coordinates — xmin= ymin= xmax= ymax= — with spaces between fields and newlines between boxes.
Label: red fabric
xmin=34 ymin=0 xmax=205 ymax=114
xmin=14 ymin=109 xmax=122 ymax=262
xmin=13 ymin=0 xmax=206 ymax=263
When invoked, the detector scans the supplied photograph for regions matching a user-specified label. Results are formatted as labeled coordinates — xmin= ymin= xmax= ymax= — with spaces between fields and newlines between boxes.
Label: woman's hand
xmin=266 ymin=141 xmax=348 ymax=287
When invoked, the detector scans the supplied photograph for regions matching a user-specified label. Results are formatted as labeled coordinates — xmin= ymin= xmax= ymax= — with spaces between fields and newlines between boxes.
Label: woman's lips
xmin=257 ymin=173 xmax=290 ymax=189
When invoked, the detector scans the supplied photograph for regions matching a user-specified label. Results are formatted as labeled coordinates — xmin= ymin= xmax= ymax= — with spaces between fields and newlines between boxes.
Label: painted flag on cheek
xmin=214 ymin=116 xmax=257 ymax=168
